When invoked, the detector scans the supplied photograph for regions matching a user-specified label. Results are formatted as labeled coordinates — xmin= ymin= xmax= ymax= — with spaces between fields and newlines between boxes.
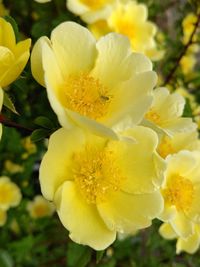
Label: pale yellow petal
xmin=31 ymin=36 xmax=51 ymax=86
xmin=176 ymin=229 xmax=200 ymax=254
xmin=98 ymin=190 xmax=163 ymax=233
xmin=0 ymin=18 xmax=16 ymax=50
xmin=186 ymin=184 xmax=200 ymax=223
xmin=13 ymin=38 xmax=31 ymax=58
xmin=162 ymin=118 xmax=197 ymax=136
xmin=55 ymin=181 xmax=116 ymax=250
xmin=67 ymin=0 xmax=89 ymax=15
xmin=92 ymin=33 xmax=133 ymax=88
xmin=39 ymin=127 xmax=86 ymax=200
xmin=171 ymin=212 xmax=194 ymax=238
xmin=51 ymin=21 xmax=97 ymax=77
xmin=159 ymin=223 xmax=177 ymax=240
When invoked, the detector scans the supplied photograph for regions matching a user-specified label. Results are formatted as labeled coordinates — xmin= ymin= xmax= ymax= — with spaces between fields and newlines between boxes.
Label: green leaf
xmin=31 ymin=129 xmax=50 ymax=142
xmin=3 ymin=92 xmax=18 ymax=115
xmin=34 ymin=116 xmax=54 ymax=129
xmin=96 ymin=250 xmax=105 ymax=264
xmin=67 ymin=243 xmax=92 ymax=267
xmin=4 ymin=16 xmax=19 ymax=42
xmin=0 ymin=250 xmax=14 ymax=267
xmin=183 ymin=98 xmax=193 ymax=118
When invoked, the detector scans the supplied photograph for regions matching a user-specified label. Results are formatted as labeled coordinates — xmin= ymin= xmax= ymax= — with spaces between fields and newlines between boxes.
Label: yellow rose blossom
xmin=0 ymin=87 xmax=3 ymax=139
xmin=0 ymin=176 xmax=21 ymax=211
xmin=4 ymin=160 xmax=24 ymax=174
xmin=31 ymin=21 xmax=157 ymax=139
xmin=157 ymin=131 xmax=200 ymax=159
xmin=67 ymin=0 xmax=115 ymax=23
xmin=182 ymin=13 xmax=198 ymax=44
xmin=0 ymin=208 xmax=7 ymax=226
xmin=88 ymin=1 xmax=163 ymax=60
xmin=0 ymin=18 xmax=31 ymax=88
xmin=144 ymin=87 xmax=196 ymax=136
xmin=27 ymin=195 xmax=55 ymax=219
xmin=159 ymin=222 xmax=200 ymax=255
xmin=180 ymin=53 xmax=196 ymax=75
xmin=158 ymin=151 xmax=200 ymax=239
xmin=39 ymin=126 xmax=165 ymax=250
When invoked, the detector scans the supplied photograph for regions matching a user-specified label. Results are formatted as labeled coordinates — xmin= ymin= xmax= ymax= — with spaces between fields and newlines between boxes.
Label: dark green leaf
xmin=31 ymin=129 xmax=50 ymax=142
xmin=3 ymin=92 xmax=18 ymax=115
xmin=96 ymin=250 xmax=105 ymax=264
xmin=0 ymin=250 xmax=14 ymax=267
xmin=34 ymin=116 xmax=54 ymax=129
xmin=67 ymin=243 xmax=92 ymax=267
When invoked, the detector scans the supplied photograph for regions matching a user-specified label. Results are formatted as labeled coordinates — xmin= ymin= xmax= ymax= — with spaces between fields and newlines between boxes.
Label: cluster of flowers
xmin=30 ymin=18 xmax=200 ymax=254
xmin=0 ymin=0 xmax=200 ymax=255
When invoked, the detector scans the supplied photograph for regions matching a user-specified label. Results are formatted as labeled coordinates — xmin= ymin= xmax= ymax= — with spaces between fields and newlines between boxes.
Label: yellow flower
xmin=180 ymin=53 xmax=196 ymax=75
xmin=39 ymin=126 xmax=165 ymax=250
xmin=144 ymin=87 xmax=196 ymax=136
xmin=0 ymin=0 xmax=9 ymax=16
xmin=0 ymin=176 xmax=21 ymax=210
xmin=182 ymin=13 xmax=198 ymax=44
xmin=31 ymin=21 xmax=157 ymax=139
xmin=21 ymin=136 xmax=37 ymax=159
xmin=0 ymin=208 xmax=7 ymax=226
xmin=157 ymin=131 xmax=200 ymax=159
xmin=108 ymin=1 xmax=156 ymax=53
xmin=159 ymin=222 xmax=200 ymax=255
xmin=0 ymin=17 xmax=31 ymax=88
xmin=4 ymin=160 xmax=24 ymax=174
xmin=159 ymin=151 xmax=200 ymax=239
xmin=34 ymin=0 xmax=51 ymax=3
xmin=27 ymin=195 xmax=55 ymax=219
xmin=0 ymin=87 xmax=3 ymax=139
xmin=67 ymin=0 xmax=115 ymax=23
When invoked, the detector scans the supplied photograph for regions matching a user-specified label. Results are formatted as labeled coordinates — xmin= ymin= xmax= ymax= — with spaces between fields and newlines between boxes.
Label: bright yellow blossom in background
xmin=144 ymin=87 xmax=196 ymax=136
xmin=39 ymin=126 xmax=165 ymax=250
xmin=67 ymin=0 xmax=115 ymax=23
xmin=0 ymin=87 xmax=3 ymax=139
xmin=0 ymin=208 xmax=7 ymax=226
xmin=27 ymin=195 xmax=55 ymax=219
xmin=88 ymin=0 xmax=163 ymax=60
xmin=159 ymin=222 xmax=200 ymax=255
xmin=31 ymin=21 xmax=157 ymax=139
xmin=0 ymin=18 xmax=31 ymax=88
xmin=182 ymin=13 xmax=198 ymax=44
xmin=0 ymin=176 xmax=21 ymax=211
xmin=159 ymin=151 xmax=200 ymax=239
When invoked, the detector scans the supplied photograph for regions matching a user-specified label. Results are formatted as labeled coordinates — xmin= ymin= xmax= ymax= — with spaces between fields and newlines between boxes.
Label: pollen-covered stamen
xmin=163 ymin=174 xmax=194 ymax=212
xmin=80 ymin=0 xmax=111 ymax=9
xmin=158 ymin=136 xmax=174 ymax=158
xmin=72 ymin=146 xmax=124 ymax=204
xmin=63 ymin=73 xmax=112 ymax=120
xmin=145 ymin=108 xmax=161 ymax=125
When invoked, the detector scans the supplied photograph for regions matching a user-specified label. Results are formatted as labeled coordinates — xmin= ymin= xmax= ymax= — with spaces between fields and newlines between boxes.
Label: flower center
xmin=158 ymin=136 xmax=174 ymax=158
xmin=145 ymin=108 xmax=161 ymax=125
xmin=163 ymin=175 xmax=194 ymax=212
xmin=80 ymin=0 xmax=110 ymax=9
xmin=63 ymin=73 xmax=111 ymax=120
xmin=72 ymin=145 xmax=124 ymax=204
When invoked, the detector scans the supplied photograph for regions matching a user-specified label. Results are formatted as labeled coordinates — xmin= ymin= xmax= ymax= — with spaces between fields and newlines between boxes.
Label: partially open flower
xmin=159 ymin=151 xmax=200 ymax=239
xmin=31 ymin=21 xmax=157 ymax=139
xmin=0 ymin=18 xmax=31 ymax=88
xmin=27 ymin=195 xmax=55 ymax=219
xmin=144 ymin=87 xmax=196 ymax=136
xmin=0 ymin=176 xmax=21 ymax=211
xmin=39 ymin=126 xmax=165 ymax=250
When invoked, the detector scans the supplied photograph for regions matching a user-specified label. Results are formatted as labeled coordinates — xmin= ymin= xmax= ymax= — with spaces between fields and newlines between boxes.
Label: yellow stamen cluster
xmin=163 ymin=175 xmax=194 ymax=212
xmin=158 ymin=136 xmax=174 ymax=158
xmin=64 ymin=73 xmax=111 ymax=120
xmin=145 ymin=108 xmax=161 ymax=125
xmin=72 ymin=145 xmax=124 ymax=204
xmin=80 ymin=0 xmax=110 ymax=10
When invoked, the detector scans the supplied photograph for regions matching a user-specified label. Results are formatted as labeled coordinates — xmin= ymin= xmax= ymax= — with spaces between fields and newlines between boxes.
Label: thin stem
xmin=0 ymin=114 xmax=33 ymax=133
xmin=163 ymin=11 xmax=200 ymax=86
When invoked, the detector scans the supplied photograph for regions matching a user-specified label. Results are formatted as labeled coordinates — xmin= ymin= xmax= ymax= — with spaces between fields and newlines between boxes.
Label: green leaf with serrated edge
xmin=31 ymin=129 xmax=50 ymax=142
xmin=4 ymin=16 xmax=19 ymax=42
xmin=0 ymin=250 xmax=14 ymax=267
xmin=34 ymin=116 xmax=54 ymax=129
xmin=3 ymin=92 xmax=19 ymax=115
xmin=96 ymin=250 xmax=105 ymax=264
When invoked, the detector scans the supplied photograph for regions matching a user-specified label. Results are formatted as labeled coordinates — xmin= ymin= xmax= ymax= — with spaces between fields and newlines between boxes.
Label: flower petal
xmin=55 ymin=181 xmax=116 ymax=250
xmin=39 ymin=127 xmax=86 ymax=200
xmin=159 ymin=223 xmax=177 ymax=240
xmin=171 ymin=212 xmax=194 ymax=238
xmin=98 ymin=190 xmax=163 ymax=233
